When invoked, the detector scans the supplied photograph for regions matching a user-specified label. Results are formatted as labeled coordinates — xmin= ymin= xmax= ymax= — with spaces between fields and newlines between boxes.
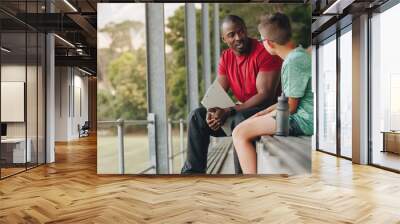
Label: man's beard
xmin=235 ymin=39 xmax=249 ymax=54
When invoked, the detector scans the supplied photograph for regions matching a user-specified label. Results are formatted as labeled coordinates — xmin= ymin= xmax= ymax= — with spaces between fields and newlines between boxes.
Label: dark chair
xmin=79 ymin=121 xmax=90 ymax=138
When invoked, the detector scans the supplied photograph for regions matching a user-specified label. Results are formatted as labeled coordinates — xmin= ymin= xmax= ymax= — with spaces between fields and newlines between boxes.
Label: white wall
xmin=55 ymin=67 xmax=68 ymax=141
xmin=55 ymin=67 xmax=89 ymax=141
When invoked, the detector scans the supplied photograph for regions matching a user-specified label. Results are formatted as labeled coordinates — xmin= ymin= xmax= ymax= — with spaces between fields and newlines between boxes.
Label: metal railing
xmin=168 ymin=118 xmax=187 ymax=174
xmin=98 ymin=114 xmax=187 ymax=174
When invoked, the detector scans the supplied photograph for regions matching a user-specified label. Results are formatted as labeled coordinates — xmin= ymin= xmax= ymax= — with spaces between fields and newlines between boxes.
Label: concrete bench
xmin=257 ymin=135 xmax=311 ymax=175
xmin=204 ymin=135 xmax=311 ymax=175
xmin=206 ymin=137 xmax=232 ymax=174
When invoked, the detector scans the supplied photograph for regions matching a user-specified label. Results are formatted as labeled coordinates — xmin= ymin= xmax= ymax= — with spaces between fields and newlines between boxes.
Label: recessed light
xmin=54 ymin=34 xmax=75 ymax=48
xmin=1 ymin=47 xmax=11 ymax=53
xmin=63 ymin=0 xmax=78 ymax=12
xmin=78 ymin=67 xmax=93 ymax=76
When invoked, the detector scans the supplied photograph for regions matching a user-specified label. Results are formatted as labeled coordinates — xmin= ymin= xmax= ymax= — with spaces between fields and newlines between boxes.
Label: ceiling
xmin=311 ymin=0 xmax=390 ymax=43
xmin=0 ymin=0 xmax=99 ymax=75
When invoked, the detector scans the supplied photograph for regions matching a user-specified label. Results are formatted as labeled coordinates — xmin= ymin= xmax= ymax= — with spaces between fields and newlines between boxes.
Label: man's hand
xmin=206 ymin=111 xmax=220 ymax=131
xmin=211 ymin=107 xmax=230 ymax=123
xmin=206 ymin=107 xmax=230 ymax=131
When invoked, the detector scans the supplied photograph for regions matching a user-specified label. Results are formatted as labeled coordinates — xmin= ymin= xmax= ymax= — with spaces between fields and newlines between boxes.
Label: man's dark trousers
xmin=181 ymin=106 xmax=265 ymax=174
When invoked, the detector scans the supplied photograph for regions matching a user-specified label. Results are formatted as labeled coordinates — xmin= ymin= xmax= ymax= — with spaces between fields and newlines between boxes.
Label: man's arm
xmin=233 ymin=70 xmax=280 ymax=112
xmin=209 ymin=70 xmax=280 ymax=129
xmin=217 ymin=75 xmax=230 ymax=92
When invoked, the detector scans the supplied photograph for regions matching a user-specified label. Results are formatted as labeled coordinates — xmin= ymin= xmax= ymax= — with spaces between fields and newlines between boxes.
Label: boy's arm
xmin=288 ymin=97 xmax=299 ymax=114
xmin=252 ymin=97 xmax=298 ymax=117
xmin=252 ymin=103 xmax=277 ymax=118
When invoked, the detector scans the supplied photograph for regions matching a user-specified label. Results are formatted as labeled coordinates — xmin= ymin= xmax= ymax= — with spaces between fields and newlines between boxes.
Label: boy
xmin=231 ymin=12 xmax=313 ymax=174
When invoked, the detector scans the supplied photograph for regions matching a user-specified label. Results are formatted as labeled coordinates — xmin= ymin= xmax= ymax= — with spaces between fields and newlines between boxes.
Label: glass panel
xmin=317 ymin=36 xmax=337 ymax=154
xmin=0 ymin=1 xmax=46 ymax=178
xmin=339 ymin=29 xmax=352 ymax=158
xmin=26 ymin=0 xmax=38 ymax=169
xmin=1 ymin=30 xmax=27 ymax=177
xmin=371 ymin=4 xmax=400 ymax=171
xmin=27 ymin=30 xmax=38 ymax=169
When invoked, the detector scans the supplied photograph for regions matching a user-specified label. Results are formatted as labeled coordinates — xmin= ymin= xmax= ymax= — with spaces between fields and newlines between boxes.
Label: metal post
xmin=213 ymin=3 xmax=220 ymax=79
xmin=46 ymin=0 xmax=55 ymax=163
xmin=336 ymin=29 xmax=341 ymax=157
xmin=202 ymin=3 xmax=212 ymax=90
xmin=146 ymin=4 xmax=169 ymax=174
xmin=185 ymin=3 xmax=199 ymax=112
xmin=117 ymin=119 xmax=125 ymax=174
xmin=352 ymin=14 xmax=369 ymax=165
xmin=168 ymin=119 xmax=173 ymax=174
xmin=179 ymin=119 xmax=185 ymax=165
xmin=147 ymin=113 xmax=157 ymax=173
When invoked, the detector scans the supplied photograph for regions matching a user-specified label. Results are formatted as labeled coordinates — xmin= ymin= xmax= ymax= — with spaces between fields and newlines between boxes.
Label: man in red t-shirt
xmin=181 ymin=15 xmax=282 ymax=174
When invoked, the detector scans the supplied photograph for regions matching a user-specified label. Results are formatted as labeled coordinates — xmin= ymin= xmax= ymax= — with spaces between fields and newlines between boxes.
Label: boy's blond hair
xmin=258 ymin=12 xmax=292 ymax=45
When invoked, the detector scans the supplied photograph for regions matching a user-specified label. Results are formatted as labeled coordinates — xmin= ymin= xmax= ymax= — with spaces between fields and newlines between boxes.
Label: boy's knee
xmin=232 ymin=124 xmax=245 ymax=142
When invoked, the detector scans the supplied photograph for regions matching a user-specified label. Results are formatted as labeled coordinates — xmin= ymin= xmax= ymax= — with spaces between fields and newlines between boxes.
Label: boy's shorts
xmin=272 ymin=116 xmax=304 ymax=136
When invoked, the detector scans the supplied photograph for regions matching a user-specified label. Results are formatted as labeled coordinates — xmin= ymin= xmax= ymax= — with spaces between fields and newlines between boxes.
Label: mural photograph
xmin=97 ymin=3 xmax=312 ymax=175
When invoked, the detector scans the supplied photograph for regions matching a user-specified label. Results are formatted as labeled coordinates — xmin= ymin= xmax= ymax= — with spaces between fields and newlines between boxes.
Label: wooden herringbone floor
xmin=1 ymin=135 xmax=400 ymax=224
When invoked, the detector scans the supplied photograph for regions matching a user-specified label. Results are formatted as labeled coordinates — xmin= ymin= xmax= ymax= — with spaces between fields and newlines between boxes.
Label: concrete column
xmin=213 ymin=3 xmax=220 ymax=79
xmin=45 ymin=1 xmax=55 ymax=163
xmin=145 ymin=3 xmax=169 ymax=174
xmin=311 ymin=45 xmax=317 ymax=151
xmin=185 ymin=3 xmax=199 ymax=112
xmin=352 ymin=14 xmax=369 ymax=164
xmin=201 ymin=3 xmax=212 ymax=91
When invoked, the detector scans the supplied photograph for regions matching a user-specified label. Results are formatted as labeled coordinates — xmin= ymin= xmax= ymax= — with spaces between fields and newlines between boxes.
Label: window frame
xmin=315 ymin=20 xmax=353 ymax=161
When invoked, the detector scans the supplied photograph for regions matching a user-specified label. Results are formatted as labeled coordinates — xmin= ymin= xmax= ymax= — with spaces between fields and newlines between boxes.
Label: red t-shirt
xmin=218 ymin=38 xmax=282 ymax=103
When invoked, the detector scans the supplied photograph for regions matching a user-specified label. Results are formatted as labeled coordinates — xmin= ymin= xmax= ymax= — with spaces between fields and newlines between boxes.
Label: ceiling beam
xmin=67 ymin=13 xmax=97 ymax=45
xmin=55 ymin=55 xmax=96 ymax=72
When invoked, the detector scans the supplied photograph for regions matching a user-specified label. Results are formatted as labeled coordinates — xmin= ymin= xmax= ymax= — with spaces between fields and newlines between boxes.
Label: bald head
xmin=221 ymin=15 xmax=246 ymax=33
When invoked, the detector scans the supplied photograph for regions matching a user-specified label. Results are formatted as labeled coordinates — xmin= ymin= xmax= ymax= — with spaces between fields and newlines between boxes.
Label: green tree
xmin=100 ymin=20 xmax=144 ymax=52
xmin=106 ymin=49 xmax=148 ymax=120
xmin=165 ymin=6 xmax=208 ymax=120
xmin=98 ymin=20 xmax=148 ymax=121
xmin=98 ymin=20 xmax=145 ymax=82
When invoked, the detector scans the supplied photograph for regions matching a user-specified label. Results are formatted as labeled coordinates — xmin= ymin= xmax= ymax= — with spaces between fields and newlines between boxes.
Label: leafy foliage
xmin=98 ymin=21 xmax=147 ymax=120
